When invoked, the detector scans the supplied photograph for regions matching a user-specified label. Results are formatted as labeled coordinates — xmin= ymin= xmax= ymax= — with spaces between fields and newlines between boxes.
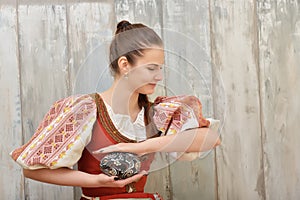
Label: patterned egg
xmin=100 ymin=152 xmax=141 ymax=179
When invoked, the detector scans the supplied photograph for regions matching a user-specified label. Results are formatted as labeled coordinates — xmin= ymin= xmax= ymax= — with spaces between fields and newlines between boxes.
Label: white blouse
xmin=103 ymin=101 xmax=147 ymax=142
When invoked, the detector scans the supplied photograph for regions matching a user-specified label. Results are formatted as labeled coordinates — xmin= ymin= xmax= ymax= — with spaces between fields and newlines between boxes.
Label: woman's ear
xmin=118 ymin=56 xmax=129 ymax=74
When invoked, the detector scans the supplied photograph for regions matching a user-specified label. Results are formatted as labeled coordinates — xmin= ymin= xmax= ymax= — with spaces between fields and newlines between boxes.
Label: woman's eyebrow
xmin=148 ymin=63 xmax=163 ymax=67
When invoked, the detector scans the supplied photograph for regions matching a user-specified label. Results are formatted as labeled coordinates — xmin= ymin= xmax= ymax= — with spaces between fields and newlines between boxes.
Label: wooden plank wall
xmin=0 ymin=0 xmax=299 ymax=200
xmin=17 ymin=3 xmax=72 ymax=199
xmin=161 ymin=1 xmax=215 ymax=200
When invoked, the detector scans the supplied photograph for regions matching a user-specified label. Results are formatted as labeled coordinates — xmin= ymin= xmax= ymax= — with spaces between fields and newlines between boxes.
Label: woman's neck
xmin=100 ymin=80 xmax=141 ymax=121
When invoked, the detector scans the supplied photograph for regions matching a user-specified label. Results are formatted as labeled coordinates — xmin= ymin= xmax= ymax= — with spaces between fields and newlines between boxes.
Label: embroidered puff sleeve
xmin=152 ymin=95 xmax=217 ymax=161
xmin=152 ymin=95 xmax=210 ymax=135
xmin=10 ymin=94 xmax=97 ymax=169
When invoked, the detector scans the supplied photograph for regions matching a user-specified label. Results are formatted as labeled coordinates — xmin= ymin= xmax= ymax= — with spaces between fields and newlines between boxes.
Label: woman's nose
xmin=154 ymin=69 xmax=163 ymax=81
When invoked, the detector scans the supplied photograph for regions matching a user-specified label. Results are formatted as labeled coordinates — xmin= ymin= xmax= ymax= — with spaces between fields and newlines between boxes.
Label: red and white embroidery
xmin=11 ymin=95 xmax=97 ymax=169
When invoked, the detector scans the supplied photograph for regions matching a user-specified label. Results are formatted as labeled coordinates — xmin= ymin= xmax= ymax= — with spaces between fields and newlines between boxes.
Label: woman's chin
xmin=141 ymin=90 xmax=155 ymax=95
xmin=138 ymin=85 xmax=157 ymax=95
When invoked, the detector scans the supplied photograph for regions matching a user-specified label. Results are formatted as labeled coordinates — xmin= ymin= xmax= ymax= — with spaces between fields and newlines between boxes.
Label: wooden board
xmin=257 ymin=1 xmax=300 ymax=199
xmin=68 ymin=1 xmax=115 ymax=94
xmin=162 ymin=1 xmax=215 ymax=199
xmin=210 ymin=1 xmax=264 ymax=199
xmin=18 ymin=4 xmax=72 ymax=199
xmin=162 ymin=0 xmax=213 ymax=116
xmin=0 ymin=4 xmax=24 ymax=199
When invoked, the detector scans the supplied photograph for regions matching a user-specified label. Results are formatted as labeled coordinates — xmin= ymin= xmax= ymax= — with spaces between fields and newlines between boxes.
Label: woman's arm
xmin=94 ymin=128 xmax=220 ymax=155
xmin=23 ymin=168 xmax=147 ymax=188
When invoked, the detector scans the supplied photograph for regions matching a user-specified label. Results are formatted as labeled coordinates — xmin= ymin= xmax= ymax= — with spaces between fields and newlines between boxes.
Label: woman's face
xmin=127 ymin=47 xmax=164 ymax=95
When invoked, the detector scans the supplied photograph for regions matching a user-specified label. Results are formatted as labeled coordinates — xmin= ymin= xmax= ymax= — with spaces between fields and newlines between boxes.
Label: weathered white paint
xmin=0 ymin=5 xmax=24 ymax=199
xmin=210 ymin=1 xmax=264 ymax=200
xmin=18 ymin=4 xmax=72 ymax=199
xmin=115 ymin=0 xmax=163 ymax=30
xmin=257 ymin=1 xmax=300 ymax=200
xmin=68 ymin=2 xmax=115 ymax=95
xmin=0 ymin=0 xmax=17 ymax=5
xmin=162 ymin=0 xmax=216 ymax=200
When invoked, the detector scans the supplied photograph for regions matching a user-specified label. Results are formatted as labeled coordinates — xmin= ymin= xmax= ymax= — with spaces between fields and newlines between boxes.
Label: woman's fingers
xmin=101 ymin=170 xmax=148 ymax=188
xmin=114 ymin=170 xmax=148 ymax=186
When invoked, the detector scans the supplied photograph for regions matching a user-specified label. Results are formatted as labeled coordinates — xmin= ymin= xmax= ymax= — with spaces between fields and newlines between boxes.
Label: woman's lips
xmin=148 ymin=83 xmax=157 ymax=87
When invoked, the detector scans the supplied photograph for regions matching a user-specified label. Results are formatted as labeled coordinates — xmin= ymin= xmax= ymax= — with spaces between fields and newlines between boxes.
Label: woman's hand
xmin=94 ymin=171 xmax=148 ymax=188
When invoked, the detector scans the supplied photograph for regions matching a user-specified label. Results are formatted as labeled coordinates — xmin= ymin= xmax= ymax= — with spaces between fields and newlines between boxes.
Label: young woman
xmin=11 ymin=20 xmax=220 ymax=200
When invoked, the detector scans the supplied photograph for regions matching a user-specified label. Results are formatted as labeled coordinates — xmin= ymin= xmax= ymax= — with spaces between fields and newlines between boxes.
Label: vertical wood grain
xmin=257 ymin=1 xmax=300 ymax=199
xmin=18 ymin=4 xmax=72 ymax=199
xmin=0 ymin=4 xmax=24 ymax=199
xmin=163 ymin=0 xmax=213 ymax=116
xmin=210 ymin=1 xmax=264 ymax=199
xmin=115 ymin=0 xmax=163 ymax=29
xmin=67 ymin=2 xmax=115 ymax=95
xmin=162 ymin=1 xmax=215 ymax=200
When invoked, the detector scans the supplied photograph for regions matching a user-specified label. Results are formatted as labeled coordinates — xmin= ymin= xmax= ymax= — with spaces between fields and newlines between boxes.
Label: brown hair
xmin=109 ymin=20 xmax=163 ymax=109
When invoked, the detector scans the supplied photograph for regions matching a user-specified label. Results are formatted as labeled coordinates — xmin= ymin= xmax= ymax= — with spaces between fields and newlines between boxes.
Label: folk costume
xmin=11 ymin=93 xmax=210 ymax=199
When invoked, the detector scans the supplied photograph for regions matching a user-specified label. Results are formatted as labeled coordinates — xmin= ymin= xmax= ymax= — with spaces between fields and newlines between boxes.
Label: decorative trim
xmin=90 ymin=93 xmax=137 ymax=143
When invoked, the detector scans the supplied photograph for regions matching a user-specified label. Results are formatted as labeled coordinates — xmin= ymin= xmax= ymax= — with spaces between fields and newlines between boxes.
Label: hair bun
xmin=117 ymin=20 xmax=131 ymax=31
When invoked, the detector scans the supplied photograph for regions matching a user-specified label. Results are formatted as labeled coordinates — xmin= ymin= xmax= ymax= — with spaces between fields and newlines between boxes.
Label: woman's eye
xmin=147 ymin=67 xmax=155 ymax=71
xmin=147 ymin=64 xmax=162 ymax=71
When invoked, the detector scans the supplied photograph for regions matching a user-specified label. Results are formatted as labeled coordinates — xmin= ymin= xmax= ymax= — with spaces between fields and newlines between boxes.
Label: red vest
xmin=78 ymin=93 xmax=157 ymax=197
